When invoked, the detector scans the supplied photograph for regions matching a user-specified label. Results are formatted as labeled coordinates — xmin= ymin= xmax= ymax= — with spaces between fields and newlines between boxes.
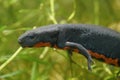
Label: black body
xmin=18 ymin=24 xmax=120 ymax=68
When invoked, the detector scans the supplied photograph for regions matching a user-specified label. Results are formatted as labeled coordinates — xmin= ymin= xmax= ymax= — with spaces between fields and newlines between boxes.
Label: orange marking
xmin=73 ymin=48 xmax=79 ymax=53
xmin=41 ymin=44 xmax=119 ymax=66
xmin=34 ymin=42 xmax=51 ymax=47
xmin=54 ymin=45 xmax=59 ymax=49
xmin=88 ymin=50 xmax=119 ymax=66
xmin=63 ymin=46 xmax=70 ymax=50
xmin=53 ymin=45 xmax=70 ymax=50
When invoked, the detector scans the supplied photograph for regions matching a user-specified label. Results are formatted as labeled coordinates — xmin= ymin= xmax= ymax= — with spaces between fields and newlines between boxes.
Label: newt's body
xmin=18 ymin=24 xmax=120 ymax=70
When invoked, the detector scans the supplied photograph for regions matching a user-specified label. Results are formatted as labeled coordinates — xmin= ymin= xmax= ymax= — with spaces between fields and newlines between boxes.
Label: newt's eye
xmin=28 ymin=35 xmax=35 ymax=40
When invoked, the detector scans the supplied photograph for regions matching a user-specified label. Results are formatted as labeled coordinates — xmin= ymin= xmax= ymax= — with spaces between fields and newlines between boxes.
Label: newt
xmin=18 ymin=24 xmax=120 ymax=70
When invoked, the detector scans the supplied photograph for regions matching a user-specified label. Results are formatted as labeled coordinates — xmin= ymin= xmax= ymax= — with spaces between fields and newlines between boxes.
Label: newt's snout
xmin=18 ymin=37 xmax=22 ymax=44
xmin=18 ymin=31 xmax=39 ymax=48
xmin=18 ymin=37 xmax=25 ymax=47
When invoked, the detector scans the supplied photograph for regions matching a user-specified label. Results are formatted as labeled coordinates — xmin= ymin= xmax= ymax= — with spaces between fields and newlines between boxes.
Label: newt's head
xmin=18 ymin=26 xmax=58 ymax=47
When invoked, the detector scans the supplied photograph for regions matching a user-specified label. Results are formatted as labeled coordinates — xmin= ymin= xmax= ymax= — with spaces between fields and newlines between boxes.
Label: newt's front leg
xmin=65 ymin=42 xmax=93 ymax=70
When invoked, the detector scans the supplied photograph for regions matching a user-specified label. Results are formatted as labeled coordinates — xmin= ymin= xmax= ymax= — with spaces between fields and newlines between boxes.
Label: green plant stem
xmin=40 ymin=0 xmax=58 ymax=59
xmin=0 ymin=47 xmax=23 ymax=71
xmin=39 ymin=47 xmax=49 ymax=59
xmin=49 ymin=0 xmax=58 ymax=24
xmin=67 ymin=0 xmax=76 ymax=21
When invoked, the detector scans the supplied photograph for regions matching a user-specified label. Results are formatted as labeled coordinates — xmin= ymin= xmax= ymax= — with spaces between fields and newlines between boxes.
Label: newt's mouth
xmin=19 ymin=43 xmax=33 ymax=48
xmin=18 ymin=39 xmax=32 ymax=48
xmin=18 ymin=42 xmax=27 ymax=48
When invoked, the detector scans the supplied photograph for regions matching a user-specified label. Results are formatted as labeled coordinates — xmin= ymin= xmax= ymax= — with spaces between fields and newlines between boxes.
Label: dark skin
xmin=18 ymin=24 xmax=120 ymax=70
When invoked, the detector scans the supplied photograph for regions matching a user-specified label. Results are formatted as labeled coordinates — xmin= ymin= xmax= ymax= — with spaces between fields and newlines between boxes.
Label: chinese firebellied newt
xmin=18 ymin=24 xmax=120 ymax=70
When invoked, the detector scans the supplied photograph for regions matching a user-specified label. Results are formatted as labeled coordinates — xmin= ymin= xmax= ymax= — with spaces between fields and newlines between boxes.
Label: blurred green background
xmin=0 ymin=0 xmax=120 ymax=80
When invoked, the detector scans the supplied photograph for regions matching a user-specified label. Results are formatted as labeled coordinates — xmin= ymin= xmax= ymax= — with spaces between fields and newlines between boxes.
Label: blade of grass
xmin=0 ymin=70 xmax=22 ymax=78
xmin=31 ymin=62 xmax=38 ymax=80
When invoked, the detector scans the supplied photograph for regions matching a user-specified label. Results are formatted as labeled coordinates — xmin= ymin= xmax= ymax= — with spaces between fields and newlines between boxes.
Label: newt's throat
xmin=34 ymin=42 xmax=51 ymax=47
